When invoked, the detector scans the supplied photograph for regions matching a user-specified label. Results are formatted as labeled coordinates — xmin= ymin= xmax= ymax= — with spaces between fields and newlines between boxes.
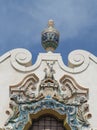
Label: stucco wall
xmin=0 ymin=48 xmax=97 ymax=129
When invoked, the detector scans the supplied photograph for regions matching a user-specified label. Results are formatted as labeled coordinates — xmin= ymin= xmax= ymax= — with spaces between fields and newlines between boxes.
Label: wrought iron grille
xmin=29 ymin=115 xmax=66 ymax=130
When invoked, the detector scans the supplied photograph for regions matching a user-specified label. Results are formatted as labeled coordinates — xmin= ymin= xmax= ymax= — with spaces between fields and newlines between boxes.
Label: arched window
xmin=29 ymin=114 xmax=66 ymax=130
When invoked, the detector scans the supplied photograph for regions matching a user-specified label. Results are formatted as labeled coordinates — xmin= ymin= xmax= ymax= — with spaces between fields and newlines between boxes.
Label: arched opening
xmin=23 ymin=109 xmax=71 ymax=130
xmin=29 ymin=114 xmax=67 ymax=130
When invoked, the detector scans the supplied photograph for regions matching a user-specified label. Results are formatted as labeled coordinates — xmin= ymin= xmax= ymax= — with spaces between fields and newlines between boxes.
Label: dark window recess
xmin=29 ymin=115 xmax=66 ymax=130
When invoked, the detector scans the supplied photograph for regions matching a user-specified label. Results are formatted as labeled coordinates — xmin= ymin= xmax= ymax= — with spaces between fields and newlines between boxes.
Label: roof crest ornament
xmin=41 ymin=20 xmax=59 ymax=52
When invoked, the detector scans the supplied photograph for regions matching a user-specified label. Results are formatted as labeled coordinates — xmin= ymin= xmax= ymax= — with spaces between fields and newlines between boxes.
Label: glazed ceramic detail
xmin=41 ymin=20 xmax=59 ymax=52
xmin=2 ymin=61 xmax=91 ymax=130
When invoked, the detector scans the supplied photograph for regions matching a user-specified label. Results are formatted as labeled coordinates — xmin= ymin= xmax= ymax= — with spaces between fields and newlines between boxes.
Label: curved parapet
xmin=10 ymin=48 xmax=33 ymax=72
xmin=67 ymin=50 xmax=90 ymax=73
xmin=0 ymin=48 xmax=97 ymax=73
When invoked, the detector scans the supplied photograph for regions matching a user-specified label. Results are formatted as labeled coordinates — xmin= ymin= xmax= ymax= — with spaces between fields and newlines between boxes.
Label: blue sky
xmin=0 ymin=0 xmax=97 ymax=64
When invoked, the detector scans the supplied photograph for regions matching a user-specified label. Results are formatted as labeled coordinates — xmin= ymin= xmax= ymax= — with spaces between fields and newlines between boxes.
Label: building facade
xmin=0 ymin=20 xmax=97 ymax=130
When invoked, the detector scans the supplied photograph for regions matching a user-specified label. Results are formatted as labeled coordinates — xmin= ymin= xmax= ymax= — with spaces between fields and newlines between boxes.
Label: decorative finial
xmin=48 ymin=19 xmax=54 ymax=27
xmin=41 ymin=20 xmax=60 ymax=52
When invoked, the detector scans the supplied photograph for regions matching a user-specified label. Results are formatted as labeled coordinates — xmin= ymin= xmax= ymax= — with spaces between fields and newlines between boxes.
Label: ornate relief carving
xmin=5 ymin=99 xmax=19 ymax=126
xmin=60 ymin=75 xmax=88 ymax=105
xmin=2 ymin=74 xmax=39 ymax=130
xmin=4 ymin=95 xmax=91 ymax=130
xmin=4 ymin=97 xmax=78 ymax=130
xmin=3 ymin=63 xmax=92 ymax=130
xmin=60 ymin=75 xmax=91 ymax=129
xmin=38 ymin=61 xmax=60 ymax=99
xmin=77 ymin=103 xmax=92 ymax=126
xmin=10 ymin=74 xmax=39 ymax=102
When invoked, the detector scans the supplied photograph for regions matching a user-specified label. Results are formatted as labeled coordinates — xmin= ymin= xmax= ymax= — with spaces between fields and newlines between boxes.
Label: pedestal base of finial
xmin=42 ymin=41 xmax=58 ymax=52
